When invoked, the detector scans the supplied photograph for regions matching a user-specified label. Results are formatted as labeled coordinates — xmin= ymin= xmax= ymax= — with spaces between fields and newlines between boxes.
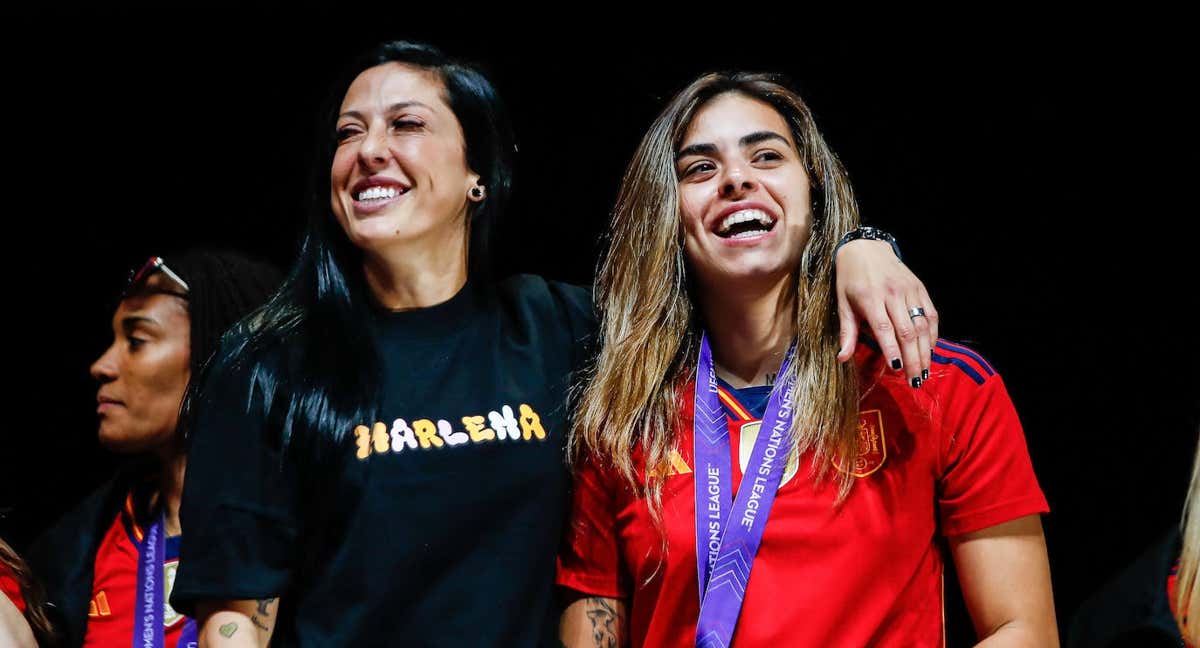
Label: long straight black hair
xmin=183 ymin=41 xmax=515 ymax=460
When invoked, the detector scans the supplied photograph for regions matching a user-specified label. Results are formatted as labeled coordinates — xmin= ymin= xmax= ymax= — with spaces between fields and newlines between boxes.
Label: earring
xmin=470 ymin=185 xmax=486 ymax=200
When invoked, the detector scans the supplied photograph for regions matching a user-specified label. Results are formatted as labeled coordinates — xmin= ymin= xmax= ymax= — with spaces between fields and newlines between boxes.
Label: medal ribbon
xmin=693 ymin=333 xmax=797 ymax=648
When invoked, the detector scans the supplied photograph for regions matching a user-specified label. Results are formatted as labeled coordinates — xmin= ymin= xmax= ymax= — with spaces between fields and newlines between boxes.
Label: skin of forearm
xmin=560 ymin=596 xmax=628 ymax=648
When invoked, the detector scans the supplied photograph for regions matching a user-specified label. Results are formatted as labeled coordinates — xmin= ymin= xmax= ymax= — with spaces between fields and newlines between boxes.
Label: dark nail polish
xmin=922 ymin=369 xmax=930 ymax=381
xmin=890 ymin=358 xmax=902 ymax=370
xmin=911 ymin=376 xmax=922 ymax=389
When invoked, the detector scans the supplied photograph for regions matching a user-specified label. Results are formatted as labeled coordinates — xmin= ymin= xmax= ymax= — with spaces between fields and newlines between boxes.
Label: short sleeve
xmin=556 ymin=455 xmax=628 ymax=599
xmin=170 ymin=349 xmax=300 ymax=615
xmin=937 ymin=369 xmax=1050 ymax=537
xmin=545 ymin=281 xmax=598 ymax=371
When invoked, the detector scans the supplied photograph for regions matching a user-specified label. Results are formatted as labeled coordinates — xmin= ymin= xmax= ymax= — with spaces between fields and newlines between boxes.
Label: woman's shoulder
xmin=856 ymin=337 xmax=1003 ymax=395
xmin=496 ymin=274 xmax=591 ymax=305
xmin=494 ymin=274 xmax=595 ymax=328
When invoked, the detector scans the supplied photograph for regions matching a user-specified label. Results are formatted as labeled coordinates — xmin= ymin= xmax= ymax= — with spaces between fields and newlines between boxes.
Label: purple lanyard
xmin=132 ymin=515 xmax=198 ymax=648
xmin=693 ymin=333 xmax=796 ymax=648
xmin=133 ymin=515 xmax=165 ymax=648
xmin=179 ymin=619 xmax=198 ymax=648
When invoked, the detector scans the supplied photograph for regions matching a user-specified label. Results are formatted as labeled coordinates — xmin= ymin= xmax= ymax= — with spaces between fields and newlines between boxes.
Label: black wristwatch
xmin=833 ymin=226 xmax=903 ymax=262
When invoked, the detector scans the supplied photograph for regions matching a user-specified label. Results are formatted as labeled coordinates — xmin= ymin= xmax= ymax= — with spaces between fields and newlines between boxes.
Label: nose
xmin=357 ymin=125 xmax=390 ymax=171
xmin=718 ymin=162 xmax=757 ymax=199
xmin=90 ymin=344 xmax=118 ymax=384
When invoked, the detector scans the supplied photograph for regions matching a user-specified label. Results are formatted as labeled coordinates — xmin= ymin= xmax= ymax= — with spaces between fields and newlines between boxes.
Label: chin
xmin=345 ymin=218 xmax=429 ymax=250
xmin=98 ymin=427 xmax=170 ymax=455
xmin=718 ymin=258 xmax=794 ymax=282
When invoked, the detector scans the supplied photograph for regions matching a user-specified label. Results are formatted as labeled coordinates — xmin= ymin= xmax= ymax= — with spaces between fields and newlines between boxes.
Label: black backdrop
xmin=3 ymin=11 xmax=1196 ymax=644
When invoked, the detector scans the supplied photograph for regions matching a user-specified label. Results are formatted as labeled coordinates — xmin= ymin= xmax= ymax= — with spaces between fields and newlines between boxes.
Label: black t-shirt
xmin=171 ymin=275 xmax=595 ymax=647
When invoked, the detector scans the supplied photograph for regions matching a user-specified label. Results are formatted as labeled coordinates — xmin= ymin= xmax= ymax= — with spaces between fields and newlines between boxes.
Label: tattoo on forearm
xmin=218 ymin=622 xmax=238 ymax=638
xmin=584 ymin=597 xmax=624 ymax=648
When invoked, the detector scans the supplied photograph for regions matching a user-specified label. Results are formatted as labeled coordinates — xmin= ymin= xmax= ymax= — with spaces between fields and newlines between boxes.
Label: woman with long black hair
xmin=171 ymin=42 xmax=939 ymax=647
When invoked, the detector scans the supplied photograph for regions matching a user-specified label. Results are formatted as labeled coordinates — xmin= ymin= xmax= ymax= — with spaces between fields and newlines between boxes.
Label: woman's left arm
xmin=949 ymin=514 xmax=1060 ymax=647
xmin=834 ymin=238 xmax=939 ymax=387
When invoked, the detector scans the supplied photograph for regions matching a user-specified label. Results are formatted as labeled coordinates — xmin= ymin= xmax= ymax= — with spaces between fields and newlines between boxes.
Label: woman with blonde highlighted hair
xmin=558 ymin=72 xmax=1058 ymax=647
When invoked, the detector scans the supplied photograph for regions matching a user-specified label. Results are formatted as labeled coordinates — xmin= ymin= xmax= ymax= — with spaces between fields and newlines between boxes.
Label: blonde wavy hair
xmin=571 ymin=72 xmax=865 ymax=522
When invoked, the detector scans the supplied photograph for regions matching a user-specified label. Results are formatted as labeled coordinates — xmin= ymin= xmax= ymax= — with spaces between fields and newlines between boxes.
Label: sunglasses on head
xmin=125 ymin=256 xmax=190 ymax=299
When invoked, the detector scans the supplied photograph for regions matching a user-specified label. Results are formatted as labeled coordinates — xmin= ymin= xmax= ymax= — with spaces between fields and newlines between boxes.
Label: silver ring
xmin=908 ymin=306 xmax=927 ymax=319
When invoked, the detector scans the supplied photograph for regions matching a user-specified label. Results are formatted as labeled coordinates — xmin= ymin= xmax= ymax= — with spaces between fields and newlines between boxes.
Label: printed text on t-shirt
xmin=353 ymin=403 xmax=548 ymax=460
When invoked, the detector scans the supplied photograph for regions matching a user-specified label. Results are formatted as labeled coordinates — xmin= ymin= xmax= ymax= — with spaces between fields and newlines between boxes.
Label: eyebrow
xmin=741 ymin=130 xmax=790 ymax=147
xmin=338 ymin=101 xmax=433 ymax=121
xmin=120 ymin=316 xmax=157 ymax=333
xmin=675 ymin=130 xmax=792 ymax=160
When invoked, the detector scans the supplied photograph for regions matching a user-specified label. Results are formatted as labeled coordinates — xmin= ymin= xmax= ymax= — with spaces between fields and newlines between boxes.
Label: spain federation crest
xmin=833 ymin=409 xmax=887 ymax=477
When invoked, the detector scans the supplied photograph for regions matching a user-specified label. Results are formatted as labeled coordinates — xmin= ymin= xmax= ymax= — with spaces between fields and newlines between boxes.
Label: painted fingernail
xmin=922 ymin=369 xmax=930 ymax=381
xmin=911 ymin=376 xmax=922 ymax=389
xmin=890 ymin=358 xmax=902 ymax=370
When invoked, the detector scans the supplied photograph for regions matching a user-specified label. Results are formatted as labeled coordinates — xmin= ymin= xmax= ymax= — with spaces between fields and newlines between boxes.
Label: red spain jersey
xmin=558 ymin=340 xmax=1049 ymax=647
xmin=83 ymin=492 xmax=191 ymax=648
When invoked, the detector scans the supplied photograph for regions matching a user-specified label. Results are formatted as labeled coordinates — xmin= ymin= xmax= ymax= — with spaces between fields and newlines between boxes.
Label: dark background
xmin=3 ymin=11 xmax=1196 ymax=644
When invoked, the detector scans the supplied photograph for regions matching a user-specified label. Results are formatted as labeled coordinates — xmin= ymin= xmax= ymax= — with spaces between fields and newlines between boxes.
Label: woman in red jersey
xmin=28 ymin=251 xmax=280 ymax=648
xmin=559 ymin=72 xmax=1058 ymax=647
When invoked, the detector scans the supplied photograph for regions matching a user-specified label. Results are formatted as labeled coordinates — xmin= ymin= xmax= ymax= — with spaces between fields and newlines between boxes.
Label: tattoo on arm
xmin=251 ymin=597 xmax=276 ymax=632
xmin=255 ymin=598 xmax=276 ymax=616
xmin=218 ymin=622 xmax=238 ymax=638
xmin=584 ymin=597 xmax=624 ymax=648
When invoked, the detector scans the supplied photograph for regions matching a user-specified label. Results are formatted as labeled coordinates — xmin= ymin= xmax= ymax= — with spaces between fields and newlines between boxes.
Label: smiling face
xmin=89 ymin=274 xmax=191 ymax=454
xmin=330 ymin=62 xmax=483 ymax=257
xmin=675 ymin=92 xmax=813 ymax=292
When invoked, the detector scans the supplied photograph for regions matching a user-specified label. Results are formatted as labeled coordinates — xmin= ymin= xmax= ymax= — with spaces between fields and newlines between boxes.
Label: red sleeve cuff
xmin=556 ymin=566 xmax=625 ymax=599
xmin=941 ymin=494 xmax=1050 ymax=537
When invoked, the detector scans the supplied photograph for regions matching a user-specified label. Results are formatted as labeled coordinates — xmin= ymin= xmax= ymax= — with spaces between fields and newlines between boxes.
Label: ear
xmin=466 ymin=172 xmax=487 ymax=203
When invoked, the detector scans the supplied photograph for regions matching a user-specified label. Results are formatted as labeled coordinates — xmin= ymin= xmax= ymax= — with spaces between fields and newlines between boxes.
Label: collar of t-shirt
xmin=368 ymin=279 xmax=486 ymax=341
xmin=715 ymin=376 xmax=771 ymax=420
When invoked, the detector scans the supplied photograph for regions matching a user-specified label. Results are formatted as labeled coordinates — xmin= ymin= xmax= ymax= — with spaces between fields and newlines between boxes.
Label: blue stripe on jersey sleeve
xmin=934 ymin=340 xmax=996 ymax=376
xmin=932 ymin=352 xmax=986 ymax=385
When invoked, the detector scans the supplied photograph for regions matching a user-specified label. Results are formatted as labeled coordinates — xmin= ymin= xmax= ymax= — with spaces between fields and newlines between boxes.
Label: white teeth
xmin=717 ymin=209 xmax=774 ymax=235
xmin=356 ymin=186 xmax=402 ymax=201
